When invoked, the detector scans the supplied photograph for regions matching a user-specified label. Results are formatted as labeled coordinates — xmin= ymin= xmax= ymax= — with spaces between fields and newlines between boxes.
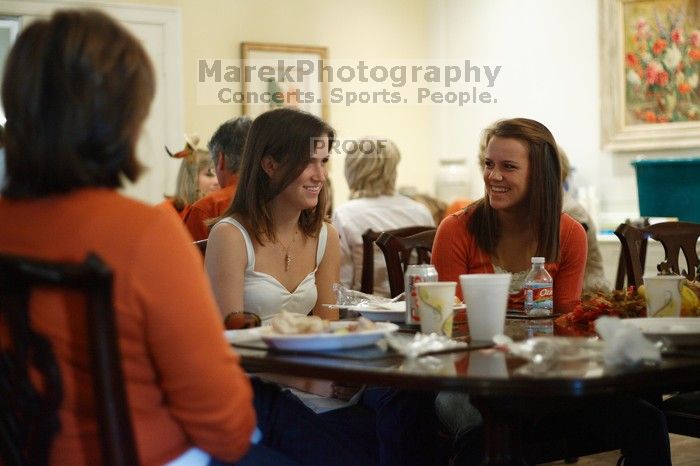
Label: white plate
xmin=622 ymin=318 xmax=700 ymax=346
xmin=226 ymin=321 xmax=398 ymax=351
xmin=225 ymin=327 xmax=266 ymax=345
xmin=347 ymin=302 xmax=466 ymax=322
xmin=346 ymin=302 xmax=404 ymax=322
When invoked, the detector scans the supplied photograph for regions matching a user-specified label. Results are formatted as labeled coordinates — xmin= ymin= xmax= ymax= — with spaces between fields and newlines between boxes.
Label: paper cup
xmin=643 ymin=275 xmax=683 ymax=318
xmin=460 ymin=273 xmax=511 ymax=343
xmin=415 ymin=281 xmax=457 ymax=336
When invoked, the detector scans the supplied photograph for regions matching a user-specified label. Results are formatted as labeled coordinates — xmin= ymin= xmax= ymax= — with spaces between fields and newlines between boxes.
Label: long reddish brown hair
xmin=469 ymin=117 xmax=562 ymax=262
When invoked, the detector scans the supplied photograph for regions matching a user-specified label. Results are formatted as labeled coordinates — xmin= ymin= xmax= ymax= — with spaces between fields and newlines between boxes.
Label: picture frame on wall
xmin=240 ymin=42 xmax=329 ymax=121
xmin=600 ymin=0 xmax=700 ymax=151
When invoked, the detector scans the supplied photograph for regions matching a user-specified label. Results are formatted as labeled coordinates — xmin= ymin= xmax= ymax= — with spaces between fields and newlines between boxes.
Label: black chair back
xmin=0 ymin=253 xmax=139 ymax=466
xmin=375 ymin=228 xmax=437 ymax=298
xmin=614 ymin=221 xmax=700 ymax=439
xmin=360 ymin=226 xmax=434 ymax=294
xmin=615 ymin=221 xmax=700 ymax=288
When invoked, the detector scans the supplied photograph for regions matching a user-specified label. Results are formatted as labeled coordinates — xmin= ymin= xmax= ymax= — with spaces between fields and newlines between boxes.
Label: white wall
xmin=0 ymin=0 xmax=183 ymax=204
xmin=432 ymin=0 xmax=602 ymax=207
xmin=9 ymin=0 xmax=693 ymax=217
xmin=432 ymin=0 xmax=699 ymax=230
xmin=94 ymin=0 xmax=435 ymax=205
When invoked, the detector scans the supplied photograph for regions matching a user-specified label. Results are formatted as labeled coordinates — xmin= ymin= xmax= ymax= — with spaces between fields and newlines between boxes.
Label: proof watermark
xmin=311 ymin=137 xmax=389 ymax=156
xmin=197 ymin=59 xmax=503 ymax=108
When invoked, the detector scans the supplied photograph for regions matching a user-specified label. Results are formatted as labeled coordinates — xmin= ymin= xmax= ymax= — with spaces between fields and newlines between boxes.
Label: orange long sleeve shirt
xmin=0 ymin=188 xmax=255 ymax=466
xmin=183 ymin=183 xmax=237 ymax=241
xmin=432 ymin=209 xmax=587 ymax=314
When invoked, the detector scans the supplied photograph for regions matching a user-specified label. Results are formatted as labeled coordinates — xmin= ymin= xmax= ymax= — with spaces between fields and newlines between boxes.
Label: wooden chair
xmin=614 ymin=221 xmax=700 ymax=439
xmin=614 ymin=221 xmax=700 ymax=288
xmin=360 ymin=226 xmax=435 ymax=294
xmin=614 ymin=219 xmax=650 ymax=290
xmin=0 ymin=253 xmax=139 ymax=466
xmin=375 ymin=228 xmax=437 ymax=298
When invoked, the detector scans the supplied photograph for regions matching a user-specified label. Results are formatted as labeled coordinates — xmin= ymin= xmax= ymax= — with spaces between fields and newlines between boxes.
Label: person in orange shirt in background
xmin=0 ymin=9 xmax=293 ymax=466
xmin=443 ymin=197 xmax=471 ymax=218
xmin=184 ymin=117 xmax=252 ymax=241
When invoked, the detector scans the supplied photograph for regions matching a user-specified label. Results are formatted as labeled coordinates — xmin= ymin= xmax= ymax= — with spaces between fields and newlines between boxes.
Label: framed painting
xmin=240 ymin=42 xmax=329 ymax=121
xmin=600 ymin=0 xmax=700 ymax=151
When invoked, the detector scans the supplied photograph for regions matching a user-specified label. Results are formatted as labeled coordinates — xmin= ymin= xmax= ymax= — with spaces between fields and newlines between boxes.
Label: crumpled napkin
xmin=595 ymin=316 xmax=661 ymax=366
xmin=494 ymin=334 xmax=603 ymax=374
xmin=334 ymin=283 xmax=395 ymax=308
xmin=385 ymin=332 xmax=467 ymax=358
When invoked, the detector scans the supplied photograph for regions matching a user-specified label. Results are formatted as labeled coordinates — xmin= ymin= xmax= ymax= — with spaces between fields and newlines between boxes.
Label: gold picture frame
xmin=600 ymin=0 xmax=700 ymax=151
xmin=240 ymin=42 xmax=329 ymax=121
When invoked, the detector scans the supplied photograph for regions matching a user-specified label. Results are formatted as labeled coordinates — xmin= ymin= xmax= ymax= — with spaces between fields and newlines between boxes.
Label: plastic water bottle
xmin=523 ymin=257 xmax=553 ymax=317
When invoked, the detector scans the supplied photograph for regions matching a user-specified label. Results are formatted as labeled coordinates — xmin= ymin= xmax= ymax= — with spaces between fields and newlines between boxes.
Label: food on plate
xmin=554 ymin=289 xmax=646 ymax=336
xmin=681 ymin=279 xmax=700 ymax=316
xmin=271 ymin=311 xmax=330 ymax=334
xmin=269 ymin=310 xmax=377 ymax=335
xmin=337 ymin=317 xmax=377 ymax=334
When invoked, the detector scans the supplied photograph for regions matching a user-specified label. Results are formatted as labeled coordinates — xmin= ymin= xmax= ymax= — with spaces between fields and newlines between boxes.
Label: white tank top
xmin=213 ymin=218 xmax=327 ymax=324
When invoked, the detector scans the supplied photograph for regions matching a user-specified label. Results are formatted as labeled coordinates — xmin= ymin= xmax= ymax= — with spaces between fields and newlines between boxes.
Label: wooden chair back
xmin=615 ymin=221 xmax=700 ymax=288
xmin=614 ymin=219 xmax=649 ymax=290
xmin=375 ymin=228 xmax=437 ymax=298
xmin=360 ymin=226 xmax=435 ymax=294
xmin=615 ymin=222 xmax=700 ymax=440
xmin=0 ymin=253 xmax=139 ymax=466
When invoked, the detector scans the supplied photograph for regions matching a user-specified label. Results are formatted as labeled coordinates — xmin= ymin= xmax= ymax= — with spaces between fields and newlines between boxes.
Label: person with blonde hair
xmin=332 ymin=137 xmax=434 ymax=296
xmin=160 ymin=135 xmax=219 ymax=218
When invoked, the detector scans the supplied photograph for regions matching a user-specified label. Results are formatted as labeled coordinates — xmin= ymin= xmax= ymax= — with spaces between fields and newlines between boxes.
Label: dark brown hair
xmin=224 ymin=108 xmax=334 ymax=243
xmin=1 ymin=9 xmax=155 ymax=198
xmin=468 ymin=117 xmax=562 ymax=262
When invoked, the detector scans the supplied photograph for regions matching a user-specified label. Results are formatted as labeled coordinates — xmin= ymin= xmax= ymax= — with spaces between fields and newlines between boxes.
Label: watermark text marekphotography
xmin=197 ymin=59 xmax=502 ymax=107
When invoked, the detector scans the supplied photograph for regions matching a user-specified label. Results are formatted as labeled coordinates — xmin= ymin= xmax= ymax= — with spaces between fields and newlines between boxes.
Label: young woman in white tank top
xmin=206 ymin=108 xmax=339 ymax=325
xmin=205 ymin=108 xmax=446 ymax=466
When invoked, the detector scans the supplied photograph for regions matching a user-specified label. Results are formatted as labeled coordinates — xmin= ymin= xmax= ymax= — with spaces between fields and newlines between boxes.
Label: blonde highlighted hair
xmin=344 ymin=137 xmax=400 ymax=199
xmin=172 ymin=149 xmax=213 ymax=211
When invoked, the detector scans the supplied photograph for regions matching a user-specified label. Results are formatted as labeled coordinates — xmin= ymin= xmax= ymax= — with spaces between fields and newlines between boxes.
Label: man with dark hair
xmin=184 ymin=116 xmax=252 ymax=241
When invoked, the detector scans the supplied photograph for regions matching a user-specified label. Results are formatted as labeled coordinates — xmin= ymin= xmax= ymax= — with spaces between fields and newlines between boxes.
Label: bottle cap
xmin=531 ymin=257 xmax=545 ymax=264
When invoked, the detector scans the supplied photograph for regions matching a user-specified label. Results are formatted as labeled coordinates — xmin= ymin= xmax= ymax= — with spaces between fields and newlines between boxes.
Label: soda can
xmin=405 ymin=264 xmax=438 ymax=324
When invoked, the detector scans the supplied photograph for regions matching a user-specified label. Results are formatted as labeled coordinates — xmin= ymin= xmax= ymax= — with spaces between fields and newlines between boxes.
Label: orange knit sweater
xmin=432 ymin=209 xmax=587 ymax=314
xmin=0 ymin=188 xmax=255 ymax=465
xmin=184 ymin=183 xmax=238 ymax=241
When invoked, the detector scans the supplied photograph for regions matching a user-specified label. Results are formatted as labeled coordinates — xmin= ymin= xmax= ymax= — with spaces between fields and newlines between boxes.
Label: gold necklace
xmin=276 ymin=229 xmax=298 ymax=271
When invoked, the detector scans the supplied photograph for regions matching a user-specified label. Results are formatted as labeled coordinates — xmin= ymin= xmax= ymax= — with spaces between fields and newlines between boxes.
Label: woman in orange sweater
xmin=432 ymin=118 xmax=586 ymax=314
xmin=432 ymin=118 xmax=670 ymax=466
xmin=0 ymin=9 xmax=290 ymax=466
